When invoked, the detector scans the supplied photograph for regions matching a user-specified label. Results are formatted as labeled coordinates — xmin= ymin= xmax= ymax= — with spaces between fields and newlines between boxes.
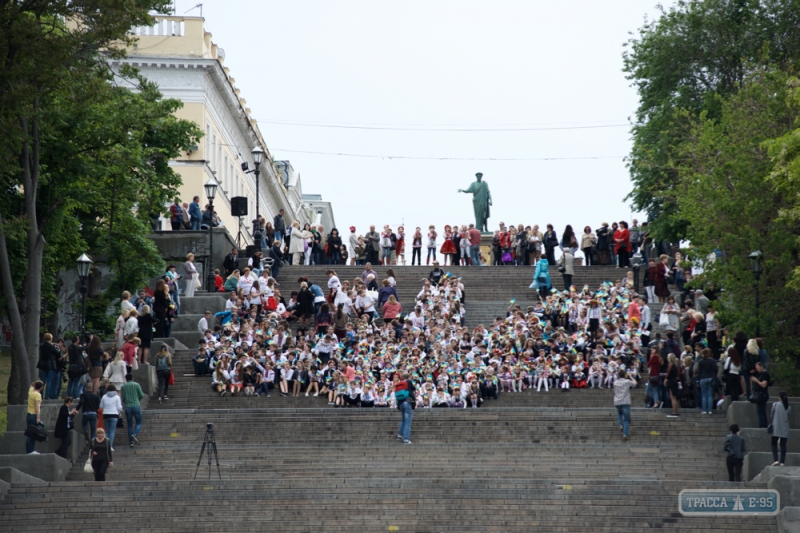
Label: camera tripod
xmin=194 ymin=423 xmax=221 ymax=480
xmin=235 ymin=217 xmax=245 ymax=249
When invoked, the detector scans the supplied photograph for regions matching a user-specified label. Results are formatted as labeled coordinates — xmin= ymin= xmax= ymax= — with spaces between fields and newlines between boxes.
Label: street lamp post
xmin=631 ymin=252 xmax=643 ymax=295
xmin=251 ymin=147 xmax=264 ymax=251
xmin=749 ymin=250 xmax=763 ymax=337
xmin=76 ymin=253 xmax=92 ymax=341
xmin=205 ymin=178 xmax=219 ymax=293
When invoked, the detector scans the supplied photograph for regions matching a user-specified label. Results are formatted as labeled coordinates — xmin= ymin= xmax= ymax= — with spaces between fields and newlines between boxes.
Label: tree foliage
xmin=623 ymin=0 xmax=800 ymax=242
xmin=0 ymin=1 xmax=199 ymax=404
xmin=671 ymin=67 xmax=800 ymax=368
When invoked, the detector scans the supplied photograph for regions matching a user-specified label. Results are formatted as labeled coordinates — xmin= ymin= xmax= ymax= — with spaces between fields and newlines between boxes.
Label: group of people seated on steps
xmin=189 ymin=263 xmax=690 ymax=409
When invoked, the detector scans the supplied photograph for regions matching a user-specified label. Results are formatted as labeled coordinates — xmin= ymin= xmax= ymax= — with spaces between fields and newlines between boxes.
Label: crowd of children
xmin=193 ymin=265 xmax=662 ymax=408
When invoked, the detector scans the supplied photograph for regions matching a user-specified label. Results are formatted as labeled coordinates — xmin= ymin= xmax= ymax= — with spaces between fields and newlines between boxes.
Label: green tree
xmin=42 ymin=67 xmax=200 ymax=294
xmin=672 ymin=68 xmax=800 ymax=366
xmin=623 ymin=0 xmax=800 ymax=242
xmin=0 ymin=1 xmax=187 ymax=404
xmin=764 ymin=78 xmax=800 ymax=292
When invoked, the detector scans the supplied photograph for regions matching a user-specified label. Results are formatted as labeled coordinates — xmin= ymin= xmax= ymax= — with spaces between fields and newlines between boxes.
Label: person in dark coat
xmin=377 ymin=279 xmax=398 ymax=309
xmin=296 ymin=282 xmax=316 ymax=329
xmin=137 ymin=305 xmax=155 ymax=365
xmin=66 ymin=336 xmax=87 ymax=398
xmin=326 ymin=228 xmax=343 ymax=265
xmin=269 ymin=241 xmax=284 ymax=280
xmin=54 ymin=397 xmax=77 ymax=459
xmin=153 ymin=279 xmax=171 ymax=338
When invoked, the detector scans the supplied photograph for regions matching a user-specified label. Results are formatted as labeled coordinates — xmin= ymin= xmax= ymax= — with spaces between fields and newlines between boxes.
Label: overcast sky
xmin=183 ymin=0 xmax=672 ymax=237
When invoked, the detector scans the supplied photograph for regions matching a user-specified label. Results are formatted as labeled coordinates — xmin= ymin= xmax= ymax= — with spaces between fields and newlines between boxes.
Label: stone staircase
xmin=0 ymin=264 xmax=781 ymax=532
xmin=0 ymin=407 xmax=776 ymax=532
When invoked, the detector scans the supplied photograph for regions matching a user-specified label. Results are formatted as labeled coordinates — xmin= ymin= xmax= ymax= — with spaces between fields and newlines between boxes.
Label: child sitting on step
xmin=512 ymin=367 xmax=525 ymax=392
xmin=360 ymin=384 xmax=375 ymax=407
xmin=374 ymin=387 xmax=389 ymax=407
xmin=571 ymin=355 xmax=587 ymax=388
xmin=605 ymin=357 xmax=619 ymax=388
xmin=588 ymin=360 xmax=604 ymax=389
xmin=536 ymin=363 xmax=550 ymax=392
xmin=559 ymin=362 xmax=571 ymax=391
xmin=499 ymin=365 xmax=513 ymax=393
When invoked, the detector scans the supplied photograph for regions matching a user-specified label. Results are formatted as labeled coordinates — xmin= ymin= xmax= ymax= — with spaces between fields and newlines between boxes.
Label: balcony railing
xmin=131 ymin=17 xmax=184 ymax=37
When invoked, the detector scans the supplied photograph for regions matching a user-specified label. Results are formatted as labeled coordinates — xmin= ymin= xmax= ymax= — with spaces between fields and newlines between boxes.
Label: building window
xmin=211 ymin=133 xmax=216 ymax=170
xmin=223 ymin=155 xmax=228 ymax=193
xmin=205 ymin=124 xmax=210 ymax=161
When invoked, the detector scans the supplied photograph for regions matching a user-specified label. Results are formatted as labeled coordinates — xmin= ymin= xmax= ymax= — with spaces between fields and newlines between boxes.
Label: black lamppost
xmin=631 ymin=252 xmax=643 ymax=295
xmin=205 ymin=177 xmax=218 ymax=292
xmin=749 ymin=250 xmax=763 ymax=337
xmin=76 ymin=253 xmax=92 ymax=341
xmin=251 ymin=146 xmax=264 ymax=250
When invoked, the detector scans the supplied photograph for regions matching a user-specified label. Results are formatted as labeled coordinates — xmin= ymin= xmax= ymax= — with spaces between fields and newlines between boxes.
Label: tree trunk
xmin=0 ymin=214 xmax=31 ymax=405
xmin=23 ymin=112 xmax=44 ymax=381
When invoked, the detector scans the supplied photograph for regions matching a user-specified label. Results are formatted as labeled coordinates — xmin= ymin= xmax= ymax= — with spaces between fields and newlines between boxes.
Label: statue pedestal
xmin=480 ymin=234 xmax=494 ymax=266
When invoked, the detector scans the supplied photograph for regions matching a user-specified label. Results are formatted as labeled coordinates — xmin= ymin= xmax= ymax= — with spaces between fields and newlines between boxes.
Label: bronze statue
xmin=458 ymin=172 xmax=492 ymax=232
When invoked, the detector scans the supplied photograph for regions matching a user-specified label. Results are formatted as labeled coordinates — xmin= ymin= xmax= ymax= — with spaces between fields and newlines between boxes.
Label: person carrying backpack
xmin=395 ymin=372 xmax=416 ymax=445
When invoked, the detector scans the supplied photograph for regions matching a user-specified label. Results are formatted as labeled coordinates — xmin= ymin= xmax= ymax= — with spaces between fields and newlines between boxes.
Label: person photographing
xmin=395 ymin=372 xmax=416 ymax=445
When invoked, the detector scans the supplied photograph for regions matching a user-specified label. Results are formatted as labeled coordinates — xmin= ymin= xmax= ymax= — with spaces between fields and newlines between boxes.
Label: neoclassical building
xmin=114 ymin=15 xmax=334 ymax=242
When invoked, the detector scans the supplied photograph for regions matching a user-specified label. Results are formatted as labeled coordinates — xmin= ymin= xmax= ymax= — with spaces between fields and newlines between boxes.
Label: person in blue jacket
xmin=189 ymin=196 xmax=202 ymax=231
xmin=529 ymin=258 xmax=551 ymax=300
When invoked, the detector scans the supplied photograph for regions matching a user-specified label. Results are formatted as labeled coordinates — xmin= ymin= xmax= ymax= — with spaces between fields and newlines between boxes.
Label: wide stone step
xmin=0 ymin=479 xmax=775 ymax=532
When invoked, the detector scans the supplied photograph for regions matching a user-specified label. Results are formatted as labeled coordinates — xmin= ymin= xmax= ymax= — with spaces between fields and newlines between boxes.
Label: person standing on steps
xmin=99 ymin=384 xmax=122 ymax=451
xmin=223 ymin=247 xmax=239 ymax=276
xmin=54 ymin=396 xmax=77 ymax=459
xmin=697 ymin=348 xmax=718 ymax=415
xmin=395 ymin=372 xmax=416 ymax=444
xmin=76 ymin=381 xmax=100 ymax=441
xmin=273 ymin=208 xmax=286 ymax=245
xmin=749 ymin=361 xmax=770 ymax=428
xmin=121 ymin=373 xmax=144 ymax=448
xmin=723 ymin=424 xmax=746 ymax=482
xmin=188 ymin=196 xmax=202 ymax=231
xmin=183 ymin=253 xmax=198 ymax=298
xmin=89 ymin=428 xmax=113 ymax=481
xmin=613 ymin=369 xmax=637 ymax=441
xmin=665 ymin=353 xmax=682 ymax=418
xmin=770 ymin=392 xmax=791 ymax=466
xmin=557 ymin=249 xmax=574 ymax=291
xmin=365 ymin=225 xmax=381 ymax=266
xmin=25 ymin=381 xmax=44 ymax=454
xmin=156 ymin=346 xmax=173 ymax=404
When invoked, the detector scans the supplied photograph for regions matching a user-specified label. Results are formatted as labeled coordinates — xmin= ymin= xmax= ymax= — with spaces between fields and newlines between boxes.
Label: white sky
xmin=183 ymin=0 xmax=671 ymax=236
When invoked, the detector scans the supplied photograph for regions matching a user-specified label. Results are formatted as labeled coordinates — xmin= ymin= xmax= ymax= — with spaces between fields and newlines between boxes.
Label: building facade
xmin=114 ymin=16 xmax=333 ymax=242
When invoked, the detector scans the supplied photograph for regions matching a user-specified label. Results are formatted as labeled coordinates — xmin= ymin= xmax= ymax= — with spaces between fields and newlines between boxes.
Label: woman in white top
xmin=249 ymin=280 xmax=261 ymax=307
xmin=184 ymin=253 xmax=198 ymax=298
xmin=327 ymin=270 xmax=341 ymax=291
xmin=115 ymin=310 xmax=129 ymax=350
xmin=124 ymin=309 xmax=139 ymax=337
xmin=237 ymin=267 xmax=256 ymax=295
xmin=98 ymin=383 xmax=123 ymax=449
xmin=287 ymin=221 xmax=304 ymax=265
xmin=104 ymin=351 xmax=128 ymax=391
xmin=660 ymin=296 xmax=680 ymax=332
xmin=303 ymin=223 xmax=314 ymax=265
xmin=258 ymin=272 xmax=271 ymax=294
xmin=279 ymin=362 xmax=295 ymax=397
